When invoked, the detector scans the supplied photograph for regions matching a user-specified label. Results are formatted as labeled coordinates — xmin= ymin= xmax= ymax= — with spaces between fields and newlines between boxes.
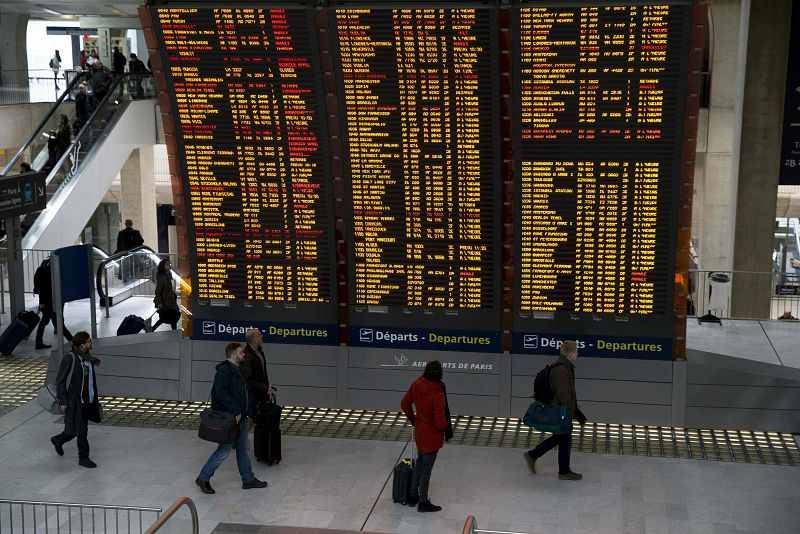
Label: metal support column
xmin=5 ymin=217 xmax=26 ymax=317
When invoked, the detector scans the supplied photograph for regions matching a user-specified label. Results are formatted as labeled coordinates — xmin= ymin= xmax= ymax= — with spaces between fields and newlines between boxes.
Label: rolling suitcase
xmin=254 ymin=392 xmax=282 ymax=465
xmin=0 ymin=320 xmax=31 ymax=356
xmin=116 ymin=314 xmax=145 ymax=335
xmin=254 ymin=424 xmax=282 ymax=465
xmin=16 ymin=311 xmax=40 ymax=337
xmin=392 ymin=428 xmax=415 ymax=505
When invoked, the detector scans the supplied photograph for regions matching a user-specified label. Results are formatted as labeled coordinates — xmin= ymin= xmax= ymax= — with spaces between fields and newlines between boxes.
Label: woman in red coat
xmin=401 ymin=361 xmax=449 ymax=512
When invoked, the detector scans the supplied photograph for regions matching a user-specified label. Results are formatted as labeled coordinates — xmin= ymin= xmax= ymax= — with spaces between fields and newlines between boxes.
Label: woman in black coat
xmin=152 ymin=258 xmax=180 ymax=330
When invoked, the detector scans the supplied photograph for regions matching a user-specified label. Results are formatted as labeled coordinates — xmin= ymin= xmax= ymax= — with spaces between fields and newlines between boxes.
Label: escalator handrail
xmin=8 ymin=73 xmax=155 ymax=248
xmin=95 ymin=244 xmax=191 ymax=302
xmin=0 ymin=72 xmax=87 ymax=176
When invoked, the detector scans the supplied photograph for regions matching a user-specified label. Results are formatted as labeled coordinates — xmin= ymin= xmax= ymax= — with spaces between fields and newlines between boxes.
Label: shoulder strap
xmin=65 ymin=352 xmax=78 ymax=393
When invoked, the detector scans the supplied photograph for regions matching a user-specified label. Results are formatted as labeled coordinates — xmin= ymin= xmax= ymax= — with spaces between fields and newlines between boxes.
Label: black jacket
xmin=75 ymin=92 xmax=98 ymax=125
xmin=211 ymin=360 xmax=250 ymax=418
xmin=115 ymin=227 xmax=143 ymax=253
xmin=55 ymin=350 xmax=99 ymax=434
xmin=240 ymin=344 xmax=270 ymax=402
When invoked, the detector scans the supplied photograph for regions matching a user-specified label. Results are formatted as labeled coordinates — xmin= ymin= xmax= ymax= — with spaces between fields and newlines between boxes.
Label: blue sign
xmin=192 ymin=318 xmax=337 ymax=345
xmin=349 ymin=326 xmax=500 ymax=353
xmin=53 ymin=244 xmax=91 ymax=303
xmin=513 ymin=332 xmax=671 ymax=360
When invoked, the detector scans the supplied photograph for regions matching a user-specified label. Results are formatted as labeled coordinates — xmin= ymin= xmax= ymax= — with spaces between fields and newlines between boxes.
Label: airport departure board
xmin=152 ymin=6 xmax=338 ymax=338
xmin=512 ymin=2 xmax=691 ymax=357
xmin=148 ymin=1 xmax=696 ymax=356
xmin=332 ymin=5 xmax=502 ymax=348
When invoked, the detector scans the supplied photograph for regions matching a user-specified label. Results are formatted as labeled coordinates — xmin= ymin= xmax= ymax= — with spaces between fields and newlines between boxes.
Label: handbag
xmin=198 ymin=382 xmax=239 ymax=444
xmin=37 ymin=353 xmax=77 ymax=415
xmin=256 ymin=393 xmax=282 ymax=429
xmin=199 ymin=408 xmax=239 ymax=444
xmin=522 ymin=401 xmax=573 ymax=435
xmin=87 ymin=401 xmax=103 ymax=424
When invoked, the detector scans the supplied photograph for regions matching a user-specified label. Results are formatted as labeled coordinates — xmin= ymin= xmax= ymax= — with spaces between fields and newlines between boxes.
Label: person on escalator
xmin=33 ymin=257 xmax=73 ymax=350
xmin=152 ymin=259 xmax=180 ymax=331
xmin=85 ymin=60 xmax=113 ymax=102
xmin=75 ymin=82 xmax=98 ymax=133
xmin=115 ymin=219 xmax=144 ymax=283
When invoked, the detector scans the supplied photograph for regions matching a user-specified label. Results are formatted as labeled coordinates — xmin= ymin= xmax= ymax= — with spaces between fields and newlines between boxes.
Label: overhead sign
xmin=0 ymin=171 xmax=46 ymax=219
xmin=46 ymin=26 xmax=98 ymax=36
xmin=780 ymin=0 xmax=800 ymax=184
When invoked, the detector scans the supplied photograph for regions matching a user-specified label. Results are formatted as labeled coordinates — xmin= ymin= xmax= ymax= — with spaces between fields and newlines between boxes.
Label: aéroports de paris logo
xmin=202 ymin=321 xmax=216 ymax=335
xmin=380 ymin=352 xmax=409 ymax=368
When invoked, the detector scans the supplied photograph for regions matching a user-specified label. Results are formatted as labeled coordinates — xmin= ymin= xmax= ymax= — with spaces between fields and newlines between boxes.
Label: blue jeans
xmin=198 ymin=418 xmax=255 ymax=483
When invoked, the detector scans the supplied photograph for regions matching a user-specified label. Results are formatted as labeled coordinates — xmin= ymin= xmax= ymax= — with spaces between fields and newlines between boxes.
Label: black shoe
xmin=406 ymin=495 xmax=419 ymax=507
xmin=36 ymin=343 xmax=52 ymax=350
xmin=417 ymin=501 xmax=442 ymax=513
xmin=195 ymin=478 xmax=215 ymax=494
xmin=523 ymin=451 xmax=537 ymax=474
xmin=242 ymin=478 xmax=267 ymax=489
xmin=50 ymin=436 xmax=63 ymax=456
xmin=78 ymin=458 xmax=97 ymax=468
xmin=558 ymin=470 xmax=582 ymax=481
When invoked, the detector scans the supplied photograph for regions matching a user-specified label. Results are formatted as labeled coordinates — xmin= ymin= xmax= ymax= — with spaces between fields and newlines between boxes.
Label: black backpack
xmin=532 ymin=362 xmax=563 ymax=404
xmin=33 ymin=259 xmax=50 ymax=295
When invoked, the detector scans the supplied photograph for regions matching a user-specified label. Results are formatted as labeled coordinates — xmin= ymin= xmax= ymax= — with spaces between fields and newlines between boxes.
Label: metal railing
xmin=0 ymin=69 xmax=84 ymax=106
xmin=462 ymin=515 xmax=529 ymax=534
xmin=689 ymin=270 xmax=800 ymax=320
xmin=0 ymin=498 xmax=161 ymax=533
xmin=143 ymin=497 xmax=198 ymax=534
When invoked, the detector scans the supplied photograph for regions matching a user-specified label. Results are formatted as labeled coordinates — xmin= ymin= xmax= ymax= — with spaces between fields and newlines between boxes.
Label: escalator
xmin=0 ymin=72 xmax=157 ymax=256
xmin=95 ymin=245 xmax=191 ymax=319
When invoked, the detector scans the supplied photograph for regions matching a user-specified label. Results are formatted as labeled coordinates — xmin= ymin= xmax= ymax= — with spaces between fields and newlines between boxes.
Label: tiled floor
xmin=0 ymin=400 xmax=799 ymax=534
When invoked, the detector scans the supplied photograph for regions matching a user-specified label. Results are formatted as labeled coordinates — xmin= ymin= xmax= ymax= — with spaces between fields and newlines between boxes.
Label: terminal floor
xmin=0 ymin=399 xmax=799 ymax=534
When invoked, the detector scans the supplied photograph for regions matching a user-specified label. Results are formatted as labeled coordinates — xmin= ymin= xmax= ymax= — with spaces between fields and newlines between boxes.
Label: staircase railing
xmin=0 ymin=498 xmax=161 ymax=533
xmin=143 ymin=496 xmax=198 ymax=534
xmin=462 ymin=515 xmax=530 ymax=534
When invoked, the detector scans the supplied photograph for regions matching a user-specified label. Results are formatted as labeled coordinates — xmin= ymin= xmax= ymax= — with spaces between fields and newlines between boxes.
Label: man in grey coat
xmin=50 ymin=332 xmax=102 ymax=468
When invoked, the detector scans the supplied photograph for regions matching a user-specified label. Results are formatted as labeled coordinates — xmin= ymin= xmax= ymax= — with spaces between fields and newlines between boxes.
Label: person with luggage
xmin=195 ymin=343 xmax=267 ymax=495
xmin=33 ymin=257 xmax=73 ymax=350
xmin=152 ymin=259 xmax=180 ymax=331
xmin=242 ymin=328 xmax=280 ymax=464
xmin=400 ymin=360 xmax=449 ymax=513
xmin=50 ymin=332 xmax=102 ymax=468
xmin=523 ymin=339 xmax=587 ymax=480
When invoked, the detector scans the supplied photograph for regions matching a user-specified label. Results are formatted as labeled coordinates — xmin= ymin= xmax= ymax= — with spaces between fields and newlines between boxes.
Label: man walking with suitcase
xmin=195 ymin=343 xmax=267 ymax=495
xmin=523 ymin=339 xmax=587 ymax=480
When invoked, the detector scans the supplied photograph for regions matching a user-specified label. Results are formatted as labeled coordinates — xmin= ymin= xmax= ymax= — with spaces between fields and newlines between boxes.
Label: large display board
xmin=152 ymin=6 xmax=338 ymax=343
xmin=512 ymin=2 xmax=691 ymax=357
xmin=331 ymin=4 xmax=502 ymax=351
xmin=147 ymin=1 xmax=695 ymax=358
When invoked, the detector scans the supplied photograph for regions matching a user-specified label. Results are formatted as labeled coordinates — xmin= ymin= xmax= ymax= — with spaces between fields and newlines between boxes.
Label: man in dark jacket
xmin=50 ymin=332 xmax=101 ymax=468
xmin=523 ymin=339 xmax=587 ymax=480
xmin=112 ymin=46 xmax=126 ymax=75
xmin=33 ymin=257 xmax=73 ymax=350
xmin=116 ymin=219 xmax=144 ymax=283
xmin=85 ymin=60 xmax=113 ymax=102
xmin=401 ymin=360 xmax=449 ymax=513
xmin=241 ymin=328 xmax=271 ymax=404
xmin=195 ymin=343 xmax=267 ymax=495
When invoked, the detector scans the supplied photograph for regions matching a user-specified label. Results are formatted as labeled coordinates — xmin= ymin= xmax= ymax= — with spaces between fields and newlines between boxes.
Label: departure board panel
xmin=512 ymin=2 xmax=691 ymax=358
xmin=332 ymin=5 xmax=501 ymax=348
xmin=153 ymin=6 xmax=338 ymax=336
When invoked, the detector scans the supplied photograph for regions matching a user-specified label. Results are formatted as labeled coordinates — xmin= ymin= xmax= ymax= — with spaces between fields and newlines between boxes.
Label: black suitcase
xmin=392 ymin=429 xmax=415 ymax=504
xmin=392 ymin=458 xmax=414 ymax=504
xmin=254 ymin=424 xmax=281 ymax=465
xmin=256 ymin=394 xmax=282 ymax=428
xmin=117 ymin=314 xmax=145 ymax=335
xmin=0 ymin=320 xmax=31 ymax=356
xmin=17 ymin=311 xmax=40 ymax=336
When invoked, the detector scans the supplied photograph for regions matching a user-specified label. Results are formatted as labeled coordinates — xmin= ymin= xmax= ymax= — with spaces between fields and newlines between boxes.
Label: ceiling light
xmin=39 ymin=7 xmax=63 ymax=16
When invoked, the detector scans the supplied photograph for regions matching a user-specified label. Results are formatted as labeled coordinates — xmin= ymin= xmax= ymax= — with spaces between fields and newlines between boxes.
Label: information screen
xmin=512 ymin=2 xmax=692 ymax=358
xmin=331 ymin=5 xmax=502 ymax=348
xmin=153 ymin=6 xmax=337 ymax=334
